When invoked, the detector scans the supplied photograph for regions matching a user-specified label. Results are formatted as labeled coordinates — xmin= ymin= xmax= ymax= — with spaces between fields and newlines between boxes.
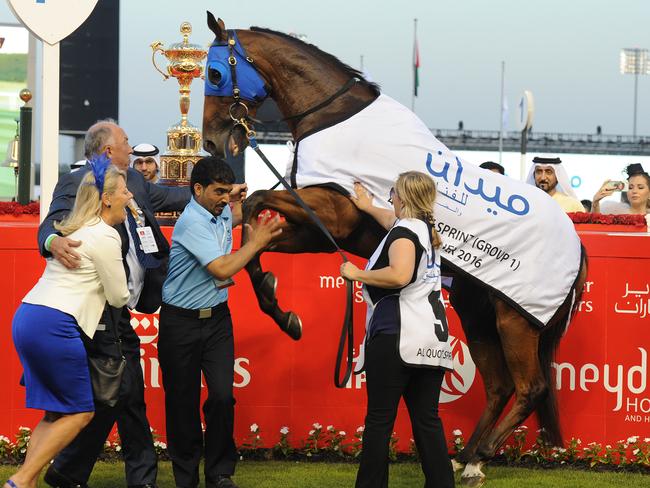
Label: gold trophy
xmin=151 ymin=22 xmax=207 ymax=198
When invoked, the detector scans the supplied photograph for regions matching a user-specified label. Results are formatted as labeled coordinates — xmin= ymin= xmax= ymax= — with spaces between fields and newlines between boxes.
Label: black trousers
xmin=356 ymin=334 xmax=455 ymax=488
xmin=53 ymin=307 xmax=157 ymax=486
xmin=158 ymin=302 xmax=238 ymax=488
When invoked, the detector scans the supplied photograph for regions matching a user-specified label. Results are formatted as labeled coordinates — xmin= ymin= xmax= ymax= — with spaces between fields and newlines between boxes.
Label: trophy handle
xmin=150 ymin=41 xmax=169 ymax=80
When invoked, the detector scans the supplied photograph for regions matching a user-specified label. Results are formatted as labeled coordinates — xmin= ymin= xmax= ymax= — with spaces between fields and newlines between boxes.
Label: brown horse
xmin=201 ymin=14 xmax=588 ymax=486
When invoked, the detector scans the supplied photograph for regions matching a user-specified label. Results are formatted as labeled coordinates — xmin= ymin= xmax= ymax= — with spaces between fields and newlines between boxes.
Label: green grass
xmin=0 ymin=461 xmax=647 ymax=487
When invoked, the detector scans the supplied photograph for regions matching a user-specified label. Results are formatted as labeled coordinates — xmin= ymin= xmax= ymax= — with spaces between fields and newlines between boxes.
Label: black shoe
xmin=44 ymin=466 xmax=89 ymax=488
xmin=214 ymin=476 xmax=238 ymax=488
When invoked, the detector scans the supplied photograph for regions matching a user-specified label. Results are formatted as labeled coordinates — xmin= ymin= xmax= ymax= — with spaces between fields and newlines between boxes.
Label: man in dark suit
xmin=38 ymin=119 xmax=191 ymax=488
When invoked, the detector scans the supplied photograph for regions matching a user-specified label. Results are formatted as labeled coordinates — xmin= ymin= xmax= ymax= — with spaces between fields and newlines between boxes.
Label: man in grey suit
xmin=38 ymin=119 xmax=191 ymax=488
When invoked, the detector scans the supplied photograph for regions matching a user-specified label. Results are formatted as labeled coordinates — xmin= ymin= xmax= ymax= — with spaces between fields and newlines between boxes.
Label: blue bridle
xmin=204 ymin=30 xmax=269 ymax=103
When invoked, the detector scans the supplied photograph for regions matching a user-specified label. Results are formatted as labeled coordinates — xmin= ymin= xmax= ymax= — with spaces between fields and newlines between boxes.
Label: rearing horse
xmin=202 ymin=14 xmax=587 ymax=486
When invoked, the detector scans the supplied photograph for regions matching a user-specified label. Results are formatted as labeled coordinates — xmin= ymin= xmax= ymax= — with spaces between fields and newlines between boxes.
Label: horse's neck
xmin=240 ymin=31 xmax=377 ymax=139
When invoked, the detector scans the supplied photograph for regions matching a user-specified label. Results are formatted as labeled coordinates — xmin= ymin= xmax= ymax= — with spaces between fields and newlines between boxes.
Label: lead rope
xmin=242 ymin=126 xmax=354 ymax=388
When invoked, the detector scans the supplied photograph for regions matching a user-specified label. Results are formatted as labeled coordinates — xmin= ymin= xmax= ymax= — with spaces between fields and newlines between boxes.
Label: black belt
xmin=161 ymin=301 xmax=227 ymax=319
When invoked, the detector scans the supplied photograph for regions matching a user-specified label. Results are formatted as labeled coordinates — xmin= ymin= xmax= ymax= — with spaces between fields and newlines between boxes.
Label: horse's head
xmin=202 ymin=12 xmax=267 ymax=157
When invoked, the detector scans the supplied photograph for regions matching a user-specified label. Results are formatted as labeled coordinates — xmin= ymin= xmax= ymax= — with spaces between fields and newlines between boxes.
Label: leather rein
xmin=220 ymin=32 xmax=356 ymax=388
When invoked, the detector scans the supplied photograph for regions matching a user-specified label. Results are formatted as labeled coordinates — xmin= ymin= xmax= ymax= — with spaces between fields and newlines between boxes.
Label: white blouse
xmin=23 ymin=219 xmax=129 ymax=338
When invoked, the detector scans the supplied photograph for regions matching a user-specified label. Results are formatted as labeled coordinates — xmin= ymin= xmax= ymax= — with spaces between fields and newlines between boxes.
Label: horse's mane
xmin=249 ymin=26 xmax=381 ymax=96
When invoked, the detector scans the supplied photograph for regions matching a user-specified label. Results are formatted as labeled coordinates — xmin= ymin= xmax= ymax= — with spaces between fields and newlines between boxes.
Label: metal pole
xmin=18 ymin=103 xmax=32 ymax=205
xmin=519 ymin=128 xmax=528 ymax=181
xmin=498 ymin=61 xmax=505 ymax=162
xmin=40 ymin=42 xmax=61 ymax=220
xmin=411 ymin=18 xmax=417 ymax=112
xmin=634 ymin=70 xmax=639 ymax=139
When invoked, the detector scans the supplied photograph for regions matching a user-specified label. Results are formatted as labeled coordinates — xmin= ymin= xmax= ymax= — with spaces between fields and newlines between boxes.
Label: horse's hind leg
xmin=473 ymin=298 xmax=546 ymax=461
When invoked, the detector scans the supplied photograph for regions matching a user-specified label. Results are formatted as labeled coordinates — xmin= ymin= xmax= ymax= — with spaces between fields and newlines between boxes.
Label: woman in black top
xmin=341 ymin=172 xmax=454 ymax=488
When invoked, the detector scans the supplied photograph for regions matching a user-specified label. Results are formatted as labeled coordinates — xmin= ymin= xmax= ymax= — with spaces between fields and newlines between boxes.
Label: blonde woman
xmin=6 ymin=159 xmax=131 ymax=488
xmin=340 ymin=171 xmax=454 ymax=488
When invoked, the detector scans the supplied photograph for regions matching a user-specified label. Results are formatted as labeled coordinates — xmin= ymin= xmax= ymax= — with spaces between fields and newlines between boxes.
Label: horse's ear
xmin=207 ymin=11 xmax=227 ymax=41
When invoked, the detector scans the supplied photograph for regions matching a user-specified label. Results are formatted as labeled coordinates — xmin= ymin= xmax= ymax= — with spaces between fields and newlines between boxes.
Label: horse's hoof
xmin=451 ymin=458 xmax=465 ymax=473
xmin=282 ymin=312 xmax=302 ymax=341
xmin=461 ymin=476 xmax=485 ymax=488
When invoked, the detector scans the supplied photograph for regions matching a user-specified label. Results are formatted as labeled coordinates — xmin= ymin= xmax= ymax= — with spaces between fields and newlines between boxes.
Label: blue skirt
xmin=12 ymin=303 xmax=94 ymax=413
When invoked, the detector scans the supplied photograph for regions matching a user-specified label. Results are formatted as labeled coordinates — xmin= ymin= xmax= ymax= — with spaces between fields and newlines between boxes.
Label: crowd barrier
xmin=1 ymin=218 xmax=649 ymax=450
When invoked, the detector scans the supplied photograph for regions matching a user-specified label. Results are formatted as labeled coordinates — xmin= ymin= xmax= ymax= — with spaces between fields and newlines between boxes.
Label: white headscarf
xmin=525 ymin=157 xmax=578 ymax=199
xmin=130 ymin=143 xmax=160 ymax=168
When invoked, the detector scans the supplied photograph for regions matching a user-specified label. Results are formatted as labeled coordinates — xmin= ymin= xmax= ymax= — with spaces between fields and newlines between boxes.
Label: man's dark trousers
xmin=158 ymin=302 xmax=238 ymax=488
xmin=52 ymin=308 xmax=157 ymax=486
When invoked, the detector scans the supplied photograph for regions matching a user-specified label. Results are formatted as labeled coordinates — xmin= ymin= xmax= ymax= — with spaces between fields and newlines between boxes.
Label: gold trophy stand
xmin=151 ymin=22 xmax=207 ymax=224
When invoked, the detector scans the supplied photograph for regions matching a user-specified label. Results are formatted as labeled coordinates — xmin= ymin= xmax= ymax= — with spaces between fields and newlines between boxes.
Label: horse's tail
xmin=536 ymin=249 xmax=588 ymax=447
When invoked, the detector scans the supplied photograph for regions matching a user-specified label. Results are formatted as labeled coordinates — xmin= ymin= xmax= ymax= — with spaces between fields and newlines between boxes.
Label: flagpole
xmin=498 ymin=60 xmax=505 ymax=163
xmin=411 ymin=18 xmax=418 ymax=112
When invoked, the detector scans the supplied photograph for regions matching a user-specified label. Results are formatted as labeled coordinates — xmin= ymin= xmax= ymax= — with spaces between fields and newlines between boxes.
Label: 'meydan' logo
xmin=440 ymin=335 xmax=476 ymax=403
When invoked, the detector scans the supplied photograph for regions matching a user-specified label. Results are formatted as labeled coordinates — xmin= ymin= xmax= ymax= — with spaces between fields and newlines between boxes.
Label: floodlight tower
xmin=620 ymin=48 xmax=650 ymax=138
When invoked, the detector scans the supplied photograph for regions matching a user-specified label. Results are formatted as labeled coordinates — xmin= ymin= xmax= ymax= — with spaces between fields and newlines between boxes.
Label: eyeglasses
xmin=388 ymin=187 xmax=395 ymax=204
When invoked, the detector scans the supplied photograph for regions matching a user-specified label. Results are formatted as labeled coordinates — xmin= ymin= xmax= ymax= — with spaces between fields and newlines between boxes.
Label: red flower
xmin=567 ymin=212 xmax=646 ymax=226
xmin=0 ymin=201 xmax=40 ymax=216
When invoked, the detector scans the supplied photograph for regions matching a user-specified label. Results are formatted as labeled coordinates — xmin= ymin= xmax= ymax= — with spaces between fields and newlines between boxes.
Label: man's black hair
xmin=479 ymin=161 xmax=505 ymax=175
xmin=190 ymin=156 xmax=235 ymax=196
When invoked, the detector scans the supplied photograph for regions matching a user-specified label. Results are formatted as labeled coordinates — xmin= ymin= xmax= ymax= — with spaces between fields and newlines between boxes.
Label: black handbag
xmin=87 ymin=307 xmax=126 ymax=408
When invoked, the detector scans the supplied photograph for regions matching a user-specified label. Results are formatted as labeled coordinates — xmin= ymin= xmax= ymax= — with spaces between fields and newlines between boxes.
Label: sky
xmin=2 ymin=0 xmax=650 ymax=144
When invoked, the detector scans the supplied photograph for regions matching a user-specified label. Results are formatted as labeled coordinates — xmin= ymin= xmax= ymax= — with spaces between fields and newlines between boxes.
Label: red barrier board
xmin=1 ymin=220 xmax=649 ymax=450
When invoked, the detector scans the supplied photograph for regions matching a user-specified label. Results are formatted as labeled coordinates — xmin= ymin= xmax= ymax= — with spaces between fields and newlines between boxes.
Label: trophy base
xmin=155 ymin=154 xmax=201 ymax=225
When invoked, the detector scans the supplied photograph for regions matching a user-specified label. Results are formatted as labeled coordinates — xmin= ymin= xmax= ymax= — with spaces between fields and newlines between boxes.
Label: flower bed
xmin=1 ymin=424 xmax=648 ymax=472
xmin=0 ymin=201 xmax=39 ymax=217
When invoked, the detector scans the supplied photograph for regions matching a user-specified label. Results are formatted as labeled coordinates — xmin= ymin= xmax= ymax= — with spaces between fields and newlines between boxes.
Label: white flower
xmin=250 ymin=423 xmax=259 ymax=433
xmin=627 ymin=436 xmax=639 ymax=444
xmin=633 ymin=448 xmax=640 ymax=455
xmin=356 ymin=426 xmax=365 ymax=433
xmin=339 ymin=431 xmax=346 ymax=436
xmin=18 ymin=426 xmax=31 ymax=432
xmin=280 ymin=426 xmax=289 ymax=435
xmin=606 ymin=445 xmax=611 ymax=449
xmin=452 ymin=429 xmax=462 ymax=436
xmin=309 ymin=430 xmax=315 ymax=436
xmin=115 ymin=445 xmax=122 ymax=452
xmin=0 ymin=436 xmax=10 ymax=443
xmin=644 ymin=438 xmax=650 ymax=443
xmin=326 ymin=425 xmax=334 ymax=431
xmin=312 ymin=423 xmax=322 ymax=430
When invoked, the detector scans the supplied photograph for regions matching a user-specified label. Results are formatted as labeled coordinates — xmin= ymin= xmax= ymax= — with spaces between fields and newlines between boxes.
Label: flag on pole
xmin=413 ymin=36 xmax=420 ymax=97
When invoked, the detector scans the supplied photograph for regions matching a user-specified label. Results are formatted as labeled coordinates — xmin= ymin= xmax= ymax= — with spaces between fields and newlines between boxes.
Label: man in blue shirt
xmin=158 ymin=157 xmax=281 ymax=488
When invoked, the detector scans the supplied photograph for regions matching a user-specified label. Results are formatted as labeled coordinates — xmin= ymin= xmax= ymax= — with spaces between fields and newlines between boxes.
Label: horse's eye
xmin=208 ymin=67 xmax=223 ymax=86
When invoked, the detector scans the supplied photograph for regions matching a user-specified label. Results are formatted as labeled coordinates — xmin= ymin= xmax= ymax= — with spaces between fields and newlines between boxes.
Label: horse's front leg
xmin=241 ymin=188 xmax=361 ymax=340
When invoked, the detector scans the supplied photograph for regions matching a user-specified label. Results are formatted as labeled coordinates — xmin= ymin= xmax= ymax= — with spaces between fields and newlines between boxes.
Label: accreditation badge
xmin=136 ymin=226 xmax=159 ymax=254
